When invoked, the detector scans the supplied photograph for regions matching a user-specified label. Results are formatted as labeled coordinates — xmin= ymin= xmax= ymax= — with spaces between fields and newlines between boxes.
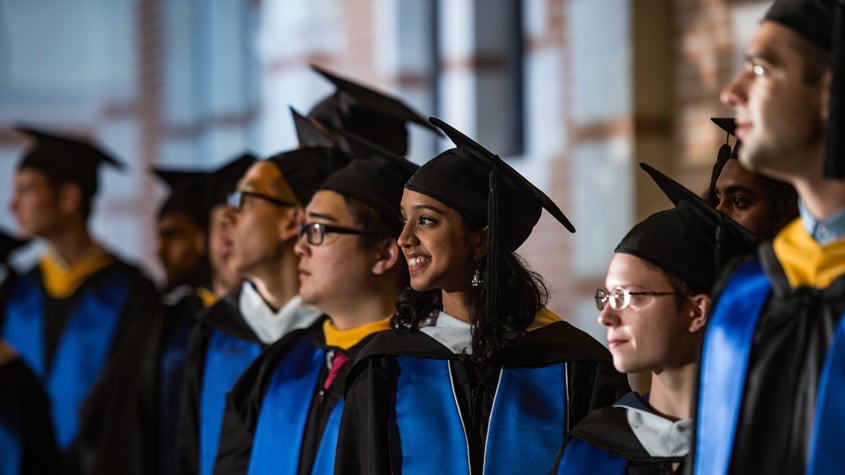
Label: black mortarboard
xmin=308 ymin=64 xmax=440 ymax=156
xmin=290 ymin=106 xmax=337 ymax=149
xmin=630 ymin=163 xmax=757 ymax=293
xmin=0 ymin=229 xmax=29 ymax=264
xmin=764 ymin=0 xmax=844 ymax=178
xmin=407 ymin=117 xmax=574 ymax=249
xmin=208 ymin=153 xmax=258 ymax=207
xmin=152 ymin=168 xmax=210 ymax=229
xmin=265 ymin=147 xmax=350 ymax=206
xmin=711 ymin=117 xmax=740 ymax=160
xmin=319 ymin=130 xmax=419 ymax=235
xmin=14 ymin=125 xmax=124 ymax=199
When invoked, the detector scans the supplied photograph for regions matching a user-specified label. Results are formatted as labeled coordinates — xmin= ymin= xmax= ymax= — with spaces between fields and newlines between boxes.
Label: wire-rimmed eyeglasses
xmin=227 ymin=190 xmax=296 ymax=210
xmin=594 ymin=287 xmax=679 ymax=311
xmin=298 ymin=222 xmax=380 ymax=246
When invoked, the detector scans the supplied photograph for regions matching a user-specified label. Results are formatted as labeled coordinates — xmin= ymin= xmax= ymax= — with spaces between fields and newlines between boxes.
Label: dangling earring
xmin=471 ymin=269 xmax=484 ymax=288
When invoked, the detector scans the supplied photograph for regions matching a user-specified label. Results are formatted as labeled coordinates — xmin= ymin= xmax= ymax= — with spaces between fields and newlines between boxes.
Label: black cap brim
xmin=311 ymin=64 xmax=442 ymax=134
xmin=639 ymin=162 xmax=756 ymax=248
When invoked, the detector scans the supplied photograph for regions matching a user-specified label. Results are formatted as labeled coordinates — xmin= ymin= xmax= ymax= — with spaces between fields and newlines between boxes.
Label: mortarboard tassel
xmin=824 ymin=0 xmax=845 ymax=178
xmin=485 ymin=154 xmax=501 ymax=357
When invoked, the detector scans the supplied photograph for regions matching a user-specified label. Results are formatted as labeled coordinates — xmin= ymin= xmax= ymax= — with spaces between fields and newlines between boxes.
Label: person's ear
xmin=820 ymin=68 xmax=832 ymax=122
xmin=57 ymin=183 xmax=82 ymax=215
xmin=371 ymin=239 xmax=401 ymax=276
xmin=469 ymin=226 xmax=488 ymax=262
xmin=687 ymin=294 xmax=711 ymax=333
xmin=195 ymin=229 xmax=207 ymax=255
xmin=279 ymin=207 xmax=303 ymax=242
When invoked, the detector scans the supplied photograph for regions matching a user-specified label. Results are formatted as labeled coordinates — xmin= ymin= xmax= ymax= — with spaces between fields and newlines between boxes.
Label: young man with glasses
xmin=212 ymin=148 xmax=416 ymax=475
xmin=552 ymin=169 xmax=754 ymax=474
xmin=177 ymin=147 xmax=347 ymax=475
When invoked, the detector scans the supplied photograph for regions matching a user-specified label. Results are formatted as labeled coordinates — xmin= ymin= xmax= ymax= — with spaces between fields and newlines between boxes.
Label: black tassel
xmin=824 ymin=0 xmax=845 ymax=178
xmin=486 ymin=156 xmax=501 ymax=336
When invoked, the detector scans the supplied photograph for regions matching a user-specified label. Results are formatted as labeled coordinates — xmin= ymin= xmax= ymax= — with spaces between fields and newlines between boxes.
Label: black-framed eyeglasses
xmin=594 ymin=287 xmax=679 ymax=311
xmin=298 ymin=222 xmax=380 ymax=246
xmin=227 ymin=190 xmax=296 ymax=210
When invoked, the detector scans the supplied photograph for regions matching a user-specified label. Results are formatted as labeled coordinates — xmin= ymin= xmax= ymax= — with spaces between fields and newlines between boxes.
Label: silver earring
xmin=471 ymin=269 xmax=484 ymax=287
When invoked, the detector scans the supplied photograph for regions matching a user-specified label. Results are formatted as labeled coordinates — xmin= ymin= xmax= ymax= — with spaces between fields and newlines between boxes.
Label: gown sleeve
xmin=177 ymin=319 xmax=212 ymax=475
xmin=334 ymin=356 xmax=399 ymax=475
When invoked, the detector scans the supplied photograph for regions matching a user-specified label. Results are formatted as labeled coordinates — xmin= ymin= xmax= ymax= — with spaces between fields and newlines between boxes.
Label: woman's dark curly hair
xmin=391 ymin=221 xmax=549 ymax=363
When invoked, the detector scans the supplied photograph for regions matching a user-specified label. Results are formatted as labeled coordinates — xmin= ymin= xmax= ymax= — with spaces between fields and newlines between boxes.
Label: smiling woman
xmin=334 ymin=117 xmax=630 ymax=475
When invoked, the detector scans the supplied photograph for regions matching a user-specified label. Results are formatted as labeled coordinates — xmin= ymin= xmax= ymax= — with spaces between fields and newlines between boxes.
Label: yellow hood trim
xmin=527 ymin=307 xmax=562 ymax=332
xmin=773 ymin=218 xmax=845 ymax=289
xmin=323 ymin=317 xmax=392 ymax=350
xmin=39 ymin=246 xmax=113 ymax=298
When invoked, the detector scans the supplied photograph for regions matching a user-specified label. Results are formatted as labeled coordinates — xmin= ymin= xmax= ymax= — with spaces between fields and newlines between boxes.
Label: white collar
xmin=615 ymin=400 xmax=692 ymax=458
xmin=162 ymin=285 xmax=194 ymax=306
xmin=420 ymin=311 xmax=473 ymax=354
xmin=238 ymin=281 xmax=322 ymax=344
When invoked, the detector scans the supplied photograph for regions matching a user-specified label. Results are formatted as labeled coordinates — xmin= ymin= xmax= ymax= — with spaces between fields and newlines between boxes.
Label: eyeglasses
xmin=227 ymin=190 xmax=296 ymax=210
xmin=594 ymin=287 xmax=679 ymax=311
xmin=298 ymin=222 xmax=380 ymax=246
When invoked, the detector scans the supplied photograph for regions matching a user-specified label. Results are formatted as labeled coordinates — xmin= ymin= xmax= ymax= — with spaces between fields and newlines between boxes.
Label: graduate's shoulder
xmin=198 ymin=289 xmax=262 ymax=343
xmin=353 ymin=327 xmax=455 ymax=363
xmin=566 ymin=394 xmax=652 ymax=462
xmin=228 ymin=317 xmax=325 ymax=406
xmin=499 ymin=314 xmax=612 ymax=366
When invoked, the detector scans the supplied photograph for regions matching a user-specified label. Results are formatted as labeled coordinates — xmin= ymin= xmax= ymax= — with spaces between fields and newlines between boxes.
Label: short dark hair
xmin=342 ymin=195 xmax=399 ymax=249
xmin=786 ymin=33 xmax=831 ymax=85
xmin=40 ymin=171 xmax=93 ymax=220
xmin=642 ymin=259 xmax=698 ymax=309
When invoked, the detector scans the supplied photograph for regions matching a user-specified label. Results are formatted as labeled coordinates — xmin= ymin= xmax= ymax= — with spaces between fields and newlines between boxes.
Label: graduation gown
xmin=552 ymin=392 xmax=690 ymax=474
xmin=0 ymin=251 xmax=159 ymax=473
xmin=177 ymin=285 xmax=321 ymax=475
xmin=0 ymin=342 xmax=59 ymax=475
xmin=694 ymin=220 xmax=845 ymax=474
xmin=213 ymin=317 xmax=390 ymax=475
xmin=75 ymin=286 xmax=210 ymax=475
xmin=335 ymin=308 xmax=630 ymax=475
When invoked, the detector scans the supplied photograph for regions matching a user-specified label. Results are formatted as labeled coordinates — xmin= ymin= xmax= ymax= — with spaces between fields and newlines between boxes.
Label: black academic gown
xmin=0 ymin=267 xmax=59 ymax=475
xmin=76 ymin=286 xmax=207 ymax=475
xmin=693 ymin=225 xmax=845 ymax=474
xmin=0 ymin=350 xmax=60 ymax=475
xmin=177 ymin=289 xmax=266 ymax=475
xmin=0 ymin=255 xmax=159 ymax=475
xmin=213 ymin=317 xmax=388 ymax=475
xmin=335 ymin=315 xmax=630 ymax=475
xmin=551 ymin=392 xmax=689 ymax=475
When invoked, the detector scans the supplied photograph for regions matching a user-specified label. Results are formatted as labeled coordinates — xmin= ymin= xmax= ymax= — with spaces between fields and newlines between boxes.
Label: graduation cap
xmin=152 ymin=168 xmax=210 ymax=230
xmin=763 ymin=0 xmax=844 ymax=178
xmin=14 ymin=125 xmax=124 ymax=199
xmin=308 ymin=64 xmax=440 ymax=156
xmin=630 ymin=162 xmax=757 ymax=293
xmin=408 ymin=117 xmax=574 ymax=249
xmin=207 ymin=153 xmax=258 ymax=208
xmin=319 ymin=129 xmax=419 ymax=235
xmin=290 ymin=106 xmax=337 ymax=149
xmin=265 ymin=146 xmax=350 ymax=206
xmin=711 ymin=117 xmax=740 ymax=160
xmin=0 ymin=229 xmax=29 ymax=265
